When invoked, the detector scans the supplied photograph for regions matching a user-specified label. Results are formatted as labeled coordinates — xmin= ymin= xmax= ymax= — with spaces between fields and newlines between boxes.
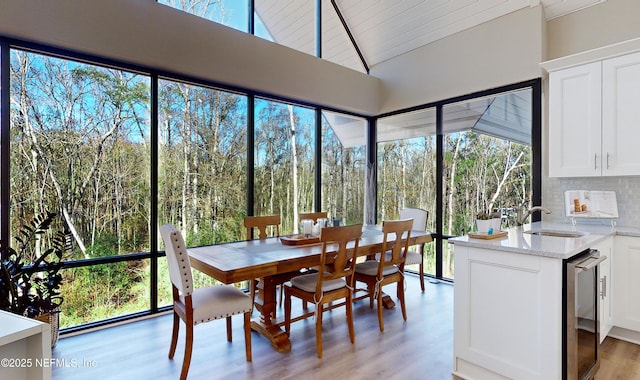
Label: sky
xmin=157 ymin=0 xmax=272 ymax=40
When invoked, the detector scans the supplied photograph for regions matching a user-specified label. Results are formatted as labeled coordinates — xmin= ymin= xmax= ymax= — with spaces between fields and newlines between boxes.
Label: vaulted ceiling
xmin=253 ymin=0 xmax=604 ymax=146
xmin=255 ymin=0 xmax=606 ymax=73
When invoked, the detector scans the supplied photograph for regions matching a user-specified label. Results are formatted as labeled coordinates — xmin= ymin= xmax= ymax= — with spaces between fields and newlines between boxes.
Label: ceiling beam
xmin=330 ymin=0 xmax=369 ymax=74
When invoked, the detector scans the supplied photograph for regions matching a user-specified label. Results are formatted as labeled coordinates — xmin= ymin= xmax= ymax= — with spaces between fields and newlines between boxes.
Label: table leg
xmin=251 ymin=275 xmax=291 ymax=353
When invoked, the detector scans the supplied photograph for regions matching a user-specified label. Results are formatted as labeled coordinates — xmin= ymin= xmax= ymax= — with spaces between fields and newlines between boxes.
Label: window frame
xmin=0 ymin=36 xmax=541 ymax=332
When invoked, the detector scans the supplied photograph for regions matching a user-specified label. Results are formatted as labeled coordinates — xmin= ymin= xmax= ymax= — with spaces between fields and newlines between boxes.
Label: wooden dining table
xmin=188 ymin=226 xmax=433 ymax=353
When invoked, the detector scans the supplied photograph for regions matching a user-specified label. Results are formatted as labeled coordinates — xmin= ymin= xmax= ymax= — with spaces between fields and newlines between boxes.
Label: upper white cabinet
xmin=549 ymin=62 xmax=601 ymax=177
xmin=602 ymin=53 xmax=640 ymax=175
xmin=549 ymin=51 xmax=640 ymax=177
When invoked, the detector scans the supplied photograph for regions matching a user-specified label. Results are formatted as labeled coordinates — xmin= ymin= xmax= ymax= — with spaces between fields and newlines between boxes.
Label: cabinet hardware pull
xmin=575 ymin=254 xmax=607 ymax=271
xmin=607 ymin=152 xmax=610 ymax=169
xmin=601 ymin=275 xmax=607 ymax=299
xmin=594 ymin=153 xmax=598 ymax=170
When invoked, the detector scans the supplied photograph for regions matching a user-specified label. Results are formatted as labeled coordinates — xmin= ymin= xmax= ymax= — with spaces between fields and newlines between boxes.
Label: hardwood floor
xmin=52 ymin=275 xmax=454 ymax=380
xmin=51 ymin=274 xmax=640 ymax=379
xmin=599 ymin=336 xmax=640 ymax=379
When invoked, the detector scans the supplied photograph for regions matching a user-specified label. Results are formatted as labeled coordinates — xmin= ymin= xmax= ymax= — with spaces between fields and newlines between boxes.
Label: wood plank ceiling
xmin=255 ymin=0 xmax=607 ymax=73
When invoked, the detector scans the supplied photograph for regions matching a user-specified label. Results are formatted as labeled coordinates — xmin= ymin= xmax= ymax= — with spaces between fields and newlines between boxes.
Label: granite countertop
xmin=449 ymin=221 xmax=640 ymax=259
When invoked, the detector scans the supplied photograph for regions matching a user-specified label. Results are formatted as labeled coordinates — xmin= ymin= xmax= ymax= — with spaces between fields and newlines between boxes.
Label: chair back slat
xmin=317 ymin=224 xmax=362 ymax=294
xmin=160 ymin=224 xmax=194 ymax=296
xmin=299 ymin=211 xmax=328 ymax=222
xmin=379 ymin=219 xmax=414 ymax=272
xmin=399 ymin=208 xmax=428 ymax=232
xmin=244 ymin=215 xmax=281 ymax=240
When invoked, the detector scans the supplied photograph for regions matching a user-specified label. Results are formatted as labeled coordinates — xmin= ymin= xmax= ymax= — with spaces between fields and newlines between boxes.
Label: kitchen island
xmin=450 ymin=221 xmax=616 ymax=380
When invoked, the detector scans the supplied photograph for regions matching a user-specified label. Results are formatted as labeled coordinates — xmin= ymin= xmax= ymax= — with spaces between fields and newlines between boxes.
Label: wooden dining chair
xmin=244 ymin=214 xmax=281 ymax=240
xmin=244 ymin=215 xmax=281 ymax=314
xmin=299 ymin=211 xmax=328 ymax=223
xmin=160 ymin=224 xmax=252 ymax=380
xmin=298 ymin=211 xmax=330 ymax=309
xmin=376 ymin=208 xmax=429 ymax=292
xmin=354 ymin=218 xmax=413 ymax=331
xmin=283 ymin=224 xmax=362 ymax=358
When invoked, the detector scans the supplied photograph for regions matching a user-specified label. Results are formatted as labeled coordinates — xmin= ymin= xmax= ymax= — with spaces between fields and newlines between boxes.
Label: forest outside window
xmin=9 ymin=49 xmax=151 ymax=327
xmin=376 ymin=108 xmax=437 ymax=276
xmin=441 ymin=88 xmax=533 ymax=279
xmin=157 ymin=79 xmax=248 ymax=306
xmin=254 ymin=99 xmax=315 ymax=234
xmin=321 ymin=111 xmax=366 ymax=225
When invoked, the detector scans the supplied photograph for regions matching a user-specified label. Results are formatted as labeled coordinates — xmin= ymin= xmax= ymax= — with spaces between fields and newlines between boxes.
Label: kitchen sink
xmin=523 ymin=230 xmax=587 ymax=238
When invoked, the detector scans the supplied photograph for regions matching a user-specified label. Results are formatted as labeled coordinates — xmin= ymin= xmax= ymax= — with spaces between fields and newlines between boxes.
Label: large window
xmin=254 ymin=99 xmax=315 ymax=234
xmin=157 ymin=0 xmax=249 ymax=33
xmin=321 ymin=111 xmax=366 ymax=225
xmin=157 ymin=79 xmax=247 ymax=246
xmin=377 ymin=109 xmax=437 ymax=275
xmin=157 ymin=79 xmax=248 ymax=305
xmin=441 ymin=89 xmax=534 ymax=279
xmin=9 ymin=49 xmax=151 ymax=326
xmin=156 ymin=1 xmax=365 ymax=72
xmin=377 ymin=87 xmax=536 ymax=280
xmin=3 ymin=41 xmax=368 ymax=330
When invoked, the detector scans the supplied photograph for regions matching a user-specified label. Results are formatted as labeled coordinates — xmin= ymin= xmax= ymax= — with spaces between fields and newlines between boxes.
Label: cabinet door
xmin=593 ymin=237 xmax=613 ymax=342
xmin=613 ymin=236 xmax=640 ymax=331
xmin=549 ymin=62 xmax=602 ymax=177
xmin=602 ymin=52 xmax=640 ymax=176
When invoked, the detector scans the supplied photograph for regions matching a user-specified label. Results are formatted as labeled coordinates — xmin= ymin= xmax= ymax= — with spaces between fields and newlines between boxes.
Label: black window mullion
xmin=247 ymin=94 xmax=255 ymax=217
xmin=315 ymin=109 xmax=322 ymax=211
xmin=366 ymin=117 xmax=377 ymax=226
xmin=1 ymin=41 xmax=10 ymax=247
xmin=435 ymin=105 xmax=443 ymax=279
xmin=248 ymin=0 xmax=254 ymax=35
xmin=531 ymin=79 xmax=543 ymax=222
xmin=150 ymin=73 xmax=159 ymax=313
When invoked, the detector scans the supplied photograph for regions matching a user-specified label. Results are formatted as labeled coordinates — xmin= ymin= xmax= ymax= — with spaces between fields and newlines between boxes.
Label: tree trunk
xmin=288 ymin=105 xmax=299 ymax=233
xmin=400 ymin=142 xmax=407 ymax=211
xmin=445 ymin=134 xmax=463 ymax=276
xmin=342 ymin=147 xmax=349 ymax=223
xmin=488 ymin=146 xmax=524 ymax=212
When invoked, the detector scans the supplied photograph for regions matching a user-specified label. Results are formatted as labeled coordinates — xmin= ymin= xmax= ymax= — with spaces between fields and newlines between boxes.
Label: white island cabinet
xmin=0 ymin=310 xmax=51 ymax=380
xmin=453 ymin=244 xmax=564 ymax=380
xmin=450 ymin=222 xmax=614 ymax=380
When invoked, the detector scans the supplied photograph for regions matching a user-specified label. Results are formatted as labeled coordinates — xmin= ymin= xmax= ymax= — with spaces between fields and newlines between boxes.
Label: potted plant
xmin=475 ymin=210 xmax=502 ymax=234
xmin=0 ymin=211 xmax=68 ymax=347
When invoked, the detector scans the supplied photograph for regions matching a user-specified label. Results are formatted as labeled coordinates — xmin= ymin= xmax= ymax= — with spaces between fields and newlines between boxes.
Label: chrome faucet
xmin=516 ymin=205 xmax=551 ymax=226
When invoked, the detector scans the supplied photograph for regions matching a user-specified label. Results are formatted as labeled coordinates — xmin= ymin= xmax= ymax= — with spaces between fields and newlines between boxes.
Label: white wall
xmin=0 ymin=0 xmax=379 ymax=116
xmin=371 ymin=6 xmax=545 ymax=114
xmin=546 ymin=0 xmax=640 ymax=61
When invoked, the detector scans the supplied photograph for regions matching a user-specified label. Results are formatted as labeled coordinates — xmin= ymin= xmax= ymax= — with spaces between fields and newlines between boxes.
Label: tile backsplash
xmin=543 ymin=177 xmax=640 ymax=228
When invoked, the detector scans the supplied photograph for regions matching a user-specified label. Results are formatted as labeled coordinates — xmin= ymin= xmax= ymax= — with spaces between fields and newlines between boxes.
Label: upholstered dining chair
xmin=244 ymin=215 xmax=281 ymax=314
xmin=376 ymin=208 xmax=429 ymax=292
xmin=400 ymin=208 xmax=429 ymax=291
xmin=354 ymin=218 xmax=413 ymax=331
xmin=160 ymin=224 xmax=252 ymax=380
xmin=283 ymin=224 xmax=362 ymax=358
